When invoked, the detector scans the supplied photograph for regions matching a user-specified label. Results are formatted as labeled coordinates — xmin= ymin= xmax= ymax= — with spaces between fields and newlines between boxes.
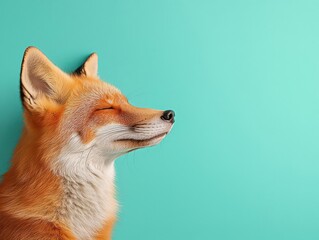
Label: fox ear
xmin=20 ymin=47 xmax=72 ymax=110
xmin=73 ymin=53 xmax=98 ymax=77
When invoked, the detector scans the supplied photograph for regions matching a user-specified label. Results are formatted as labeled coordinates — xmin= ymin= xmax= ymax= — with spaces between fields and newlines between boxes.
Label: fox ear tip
xmin=25 ymin=46 xmax=37 ymax=51
xmin=88 ymin=52 xmax=98 ymax=62
xmin=21 ymin=47 xmax=46 ymax=69
xmin=23 ymin=46 xmax=42 ymax=56
xmin=73 ymin=52 xmax=99 ymax=77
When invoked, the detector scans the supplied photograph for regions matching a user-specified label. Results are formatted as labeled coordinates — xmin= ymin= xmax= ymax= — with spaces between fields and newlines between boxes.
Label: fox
xmin=0 ymin=47 xmax=175 ymax=240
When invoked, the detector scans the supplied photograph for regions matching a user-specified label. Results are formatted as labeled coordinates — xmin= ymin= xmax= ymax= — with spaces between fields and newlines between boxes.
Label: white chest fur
xmin=54 ymin=136 xmax=118 ymax=240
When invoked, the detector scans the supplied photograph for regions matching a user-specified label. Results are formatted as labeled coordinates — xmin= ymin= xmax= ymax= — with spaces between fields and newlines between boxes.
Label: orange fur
xmin=0 ymin=211 xmax=76 ymax=240
xmin=0 ymin=47 xmax=174 ymax=239
xmin=93 ymin=217 xmax=117 ymax=240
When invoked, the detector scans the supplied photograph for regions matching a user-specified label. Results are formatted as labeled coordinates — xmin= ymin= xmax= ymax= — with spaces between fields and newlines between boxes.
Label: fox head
xmin=20 ymin=47 xmax=175 ymax=163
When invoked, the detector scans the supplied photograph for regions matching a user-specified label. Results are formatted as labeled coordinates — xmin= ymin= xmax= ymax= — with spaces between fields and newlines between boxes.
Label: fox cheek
xmin=77 ymin=129 xmax=96 ymax=145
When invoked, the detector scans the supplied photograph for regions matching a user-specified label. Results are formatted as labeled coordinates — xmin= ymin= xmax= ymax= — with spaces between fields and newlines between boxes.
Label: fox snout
xmin=106 ymin=107 xmax=175 ymax=152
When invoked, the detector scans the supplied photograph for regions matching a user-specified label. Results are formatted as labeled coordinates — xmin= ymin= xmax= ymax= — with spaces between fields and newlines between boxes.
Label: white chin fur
xmin=52 ymin=122 xmax=172 ymax=239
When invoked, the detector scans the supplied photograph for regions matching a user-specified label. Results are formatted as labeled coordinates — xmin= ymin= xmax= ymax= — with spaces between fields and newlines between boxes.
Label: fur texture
xmin=0 ymin=47 xmax=174 ymax=239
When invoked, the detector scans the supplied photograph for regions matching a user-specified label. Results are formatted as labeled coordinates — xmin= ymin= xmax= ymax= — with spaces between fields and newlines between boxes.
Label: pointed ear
xmin=20 ymin=47 xmax=72 ymax=110
xmin=73 ymin=53 xmax=98 ymax=77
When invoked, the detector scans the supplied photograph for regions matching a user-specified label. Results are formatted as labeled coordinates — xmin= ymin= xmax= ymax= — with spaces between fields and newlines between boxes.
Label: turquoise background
xmin=1 ymin=0 xmax=319 ymax=239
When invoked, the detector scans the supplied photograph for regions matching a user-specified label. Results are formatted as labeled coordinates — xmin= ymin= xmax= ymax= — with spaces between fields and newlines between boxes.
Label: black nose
xmin=161 ymin=110 xmax=175 ymax=123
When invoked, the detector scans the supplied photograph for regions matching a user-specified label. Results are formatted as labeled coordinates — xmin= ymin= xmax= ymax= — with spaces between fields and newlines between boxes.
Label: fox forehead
xmin=70 ymin=75 xmax=124 ymax=102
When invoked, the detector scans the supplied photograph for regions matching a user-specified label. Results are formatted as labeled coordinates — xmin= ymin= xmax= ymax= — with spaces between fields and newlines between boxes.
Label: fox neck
xmin=55 ymin=135 xmax=118 ymax=240
xmin=2 ymin=130 xmax=118 ymax=239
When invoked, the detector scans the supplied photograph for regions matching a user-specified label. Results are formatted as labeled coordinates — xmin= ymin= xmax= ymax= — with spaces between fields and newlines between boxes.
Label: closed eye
xmin=96 ymin=106 xmax=114 ymax=111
